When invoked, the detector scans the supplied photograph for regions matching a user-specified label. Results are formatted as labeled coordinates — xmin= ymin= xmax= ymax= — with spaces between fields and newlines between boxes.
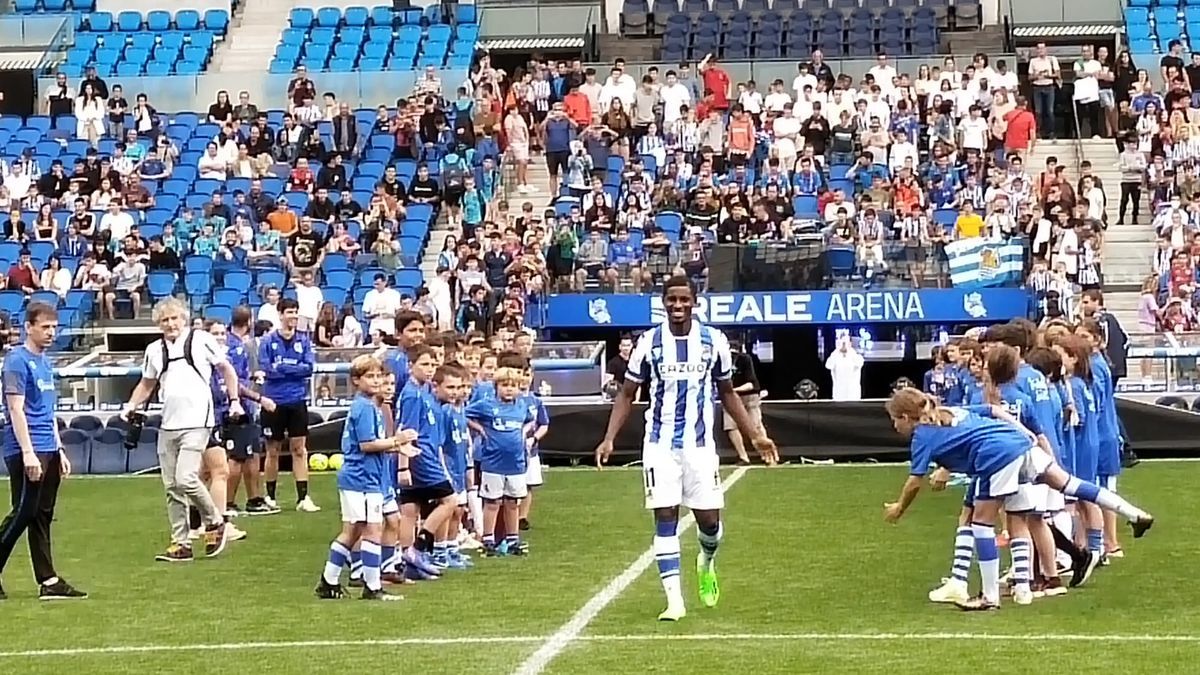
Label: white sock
xmin=361 ymin=540 xmax=382 ymax=592
xmin=468 ymin=488 xmax=483 ymax=535
xmin=653 ymin=530 xmax=683 ymax=606
xmin=1010 ymin=537 xmax=1032 ymax=593
xmin=972 ymin=523 xmax=1000 ymax=604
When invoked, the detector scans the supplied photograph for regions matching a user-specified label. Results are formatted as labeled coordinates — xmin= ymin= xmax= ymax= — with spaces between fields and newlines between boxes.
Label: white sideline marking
xmin=5 ymin=631 xmax=1200 ymax=659
xmin=512 ymin=466 xmax=752 ymax=675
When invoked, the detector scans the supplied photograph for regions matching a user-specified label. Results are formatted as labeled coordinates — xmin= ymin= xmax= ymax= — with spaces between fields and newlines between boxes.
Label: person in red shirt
xmin=727 ymin=105 xmax=756 ymax=161
xmin=699 ymin=53 xmax=730 ymax=111
xmin=7 ymin=249 xmax=39 ymax=294
xmin=1003 ymin=95 xmax=1037 ymax=159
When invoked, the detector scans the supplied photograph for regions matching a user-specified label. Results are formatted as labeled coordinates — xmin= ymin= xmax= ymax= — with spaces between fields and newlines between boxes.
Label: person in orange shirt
xmin=563 ymin=84 xmax=591 ymax=128
xmin=1003 ymin=95 xmax=1037 ymax=159
xmin=727 ymin=105 xmax=756 ymax=162
xmin=266 ymin=198 xmax=298 ymax=237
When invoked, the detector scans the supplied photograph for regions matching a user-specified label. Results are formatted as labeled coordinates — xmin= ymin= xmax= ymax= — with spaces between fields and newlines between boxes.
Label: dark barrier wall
xmin=306 ymin=399 xmax=1200 ymax=462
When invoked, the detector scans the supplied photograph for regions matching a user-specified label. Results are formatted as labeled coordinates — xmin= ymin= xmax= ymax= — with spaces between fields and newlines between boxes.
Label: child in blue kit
xmin=466 ymin=364 xmax=534 ymax=557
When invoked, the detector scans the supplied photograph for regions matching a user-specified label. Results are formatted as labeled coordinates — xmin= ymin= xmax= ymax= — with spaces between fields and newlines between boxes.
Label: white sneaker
xmin=263 ymin=496 xmax=279 ymax=510
xmin=1107 ymin=548 xmax=1125 ymax=559
xmin=224 ymin=522 xmax=247 ymax=542
xmin=459 ymin=535 xmax=482 ymax=551
xmin=1012 ymin=585 xmax=1034 ymax=606
xmin=928 ymin=579 xmax=970 ymax=604
xmin=224 ymin=507 xmax=240 ymax=519
xmin=296 ymin=496 xmax=321 ymax=513
xmin=657 ymin=603 xmax=687 ymax=621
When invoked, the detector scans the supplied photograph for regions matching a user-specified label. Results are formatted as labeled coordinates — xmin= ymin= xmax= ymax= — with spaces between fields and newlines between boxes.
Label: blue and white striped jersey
xmin=625 ymin=321 xmax=733 ymax=452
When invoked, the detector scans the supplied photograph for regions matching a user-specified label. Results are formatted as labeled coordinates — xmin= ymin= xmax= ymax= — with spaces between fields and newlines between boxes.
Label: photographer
xmin=123 ymin=298 xmax=242 ymax=562
xmin=0 ymin=302 xmax=87 ymax=600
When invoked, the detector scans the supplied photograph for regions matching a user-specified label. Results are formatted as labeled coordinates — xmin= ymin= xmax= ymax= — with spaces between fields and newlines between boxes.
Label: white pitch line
xmin=512 ymin=465 xmax=752 ymax=675
xmin=5 ymin=631 xmax=1200 ymax=659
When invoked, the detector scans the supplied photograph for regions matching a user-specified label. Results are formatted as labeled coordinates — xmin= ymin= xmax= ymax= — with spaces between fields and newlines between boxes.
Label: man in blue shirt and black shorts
xmin=259 ymin=298 xmax=320 ymax=513
xmin=0 ymin=302 xmax=86 ymax=600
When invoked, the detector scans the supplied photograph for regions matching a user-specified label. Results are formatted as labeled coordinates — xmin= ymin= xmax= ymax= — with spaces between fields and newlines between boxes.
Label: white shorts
xmin=382 ymin=496 xmax=399 ymax=516
xmin=479 ymin=471 xmax=528 ymax=500
xmin=525 ymin=454 xmax=544 ymax=487
xmin=339 ymin=489 xmax=384 ymax=524
xmin=454 ymin=490 xmax=468 ymax=507
xmin=974 ymin=448 xmax=1052 ymax=513
xmin=642 ymin=445 xmax=723 ymax=511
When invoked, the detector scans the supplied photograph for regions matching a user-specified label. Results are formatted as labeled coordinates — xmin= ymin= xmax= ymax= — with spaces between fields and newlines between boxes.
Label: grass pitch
xmin=0 ymin=462 xmax=1195 ymax=674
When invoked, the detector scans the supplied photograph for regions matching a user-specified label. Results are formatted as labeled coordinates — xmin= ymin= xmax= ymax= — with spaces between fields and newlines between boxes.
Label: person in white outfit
xmin=74 ymin=84 xmax=106 ymax=146
xmin=825 ymin=335 xmax=864 ymax=401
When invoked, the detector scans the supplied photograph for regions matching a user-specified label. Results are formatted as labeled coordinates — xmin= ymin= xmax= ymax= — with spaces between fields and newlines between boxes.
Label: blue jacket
xmin=258 ymin=330 xmax=314 ymax=405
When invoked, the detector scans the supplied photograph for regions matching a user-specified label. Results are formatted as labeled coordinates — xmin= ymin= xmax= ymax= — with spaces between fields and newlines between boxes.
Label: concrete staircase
xmin=418 ymin=159 xmax=557 ymax=277
xmin=1081 ymin=138 xmax=1152 ymax=288
xmin=209 ymin=0 xmax=294 ymax=73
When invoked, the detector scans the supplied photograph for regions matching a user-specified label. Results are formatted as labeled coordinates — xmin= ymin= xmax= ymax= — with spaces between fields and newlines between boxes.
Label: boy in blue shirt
xmin=466 ymin=363 xmax=535 ymax=556
xmin=315 ymin=355 xmax=415 ymax=601
xmin=434 ymin=364 xmax=473 ymax=569
xmin=397 ymin=345 xmax=458 ymax=579
xmin=463 ymin=349 xmax=496 ymax=544
xmin=0 ymin=302 xmax=86 ymax=600
xmin=517 ymin=359 xmax=550 ymax=532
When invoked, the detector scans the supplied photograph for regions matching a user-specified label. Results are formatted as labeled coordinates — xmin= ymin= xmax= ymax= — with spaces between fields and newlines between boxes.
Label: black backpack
xmin=159 ymin=329 xmax=205 ymax=383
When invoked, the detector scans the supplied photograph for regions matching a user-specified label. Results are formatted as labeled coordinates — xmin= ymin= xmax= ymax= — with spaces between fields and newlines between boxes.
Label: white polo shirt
xmin=142 ymin=328 xmax=226 ymax=431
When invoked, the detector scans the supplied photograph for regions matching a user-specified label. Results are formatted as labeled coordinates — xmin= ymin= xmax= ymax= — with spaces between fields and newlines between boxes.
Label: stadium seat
xmin=61 ymin=429 xmax=91 ymax=475
xmin=128 ymin=427 xmax=160 ymax=473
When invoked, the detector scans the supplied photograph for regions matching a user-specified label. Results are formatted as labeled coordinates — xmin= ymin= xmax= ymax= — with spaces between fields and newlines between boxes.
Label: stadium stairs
xmin=209 ymin=0 xmax=295 ymax=72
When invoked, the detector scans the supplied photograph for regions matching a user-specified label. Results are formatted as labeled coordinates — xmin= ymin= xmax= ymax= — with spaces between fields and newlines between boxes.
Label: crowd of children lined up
xmin=896 ymin=317 xmax=1151 ymax=609
xmin=315 ymin=311 xmax=549 ymax=600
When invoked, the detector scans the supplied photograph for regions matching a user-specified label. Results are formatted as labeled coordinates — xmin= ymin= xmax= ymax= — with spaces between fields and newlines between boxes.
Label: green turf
xmin=0 ymin=463 xmax=1195 ymax=674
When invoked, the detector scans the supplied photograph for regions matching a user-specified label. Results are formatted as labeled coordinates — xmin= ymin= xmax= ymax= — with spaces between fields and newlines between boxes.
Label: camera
xmin=125 ymin=411 xmax=146 ymax=450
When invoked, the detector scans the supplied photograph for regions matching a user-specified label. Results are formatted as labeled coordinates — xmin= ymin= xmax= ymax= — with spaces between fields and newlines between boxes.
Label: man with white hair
xmin=123 ymin=298 xmax=243 ymax=562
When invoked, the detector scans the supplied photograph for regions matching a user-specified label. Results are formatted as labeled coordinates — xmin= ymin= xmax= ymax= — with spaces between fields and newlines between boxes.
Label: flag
xmin=944 ymin=238 xmax=1024 ymax=288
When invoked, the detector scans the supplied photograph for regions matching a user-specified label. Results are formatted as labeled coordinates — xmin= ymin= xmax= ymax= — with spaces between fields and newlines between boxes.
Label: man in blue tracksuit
xmin=227 ymin=305 xmax=279 ymax=515
xmin=258 ymin=298 xmax=319 ymax=513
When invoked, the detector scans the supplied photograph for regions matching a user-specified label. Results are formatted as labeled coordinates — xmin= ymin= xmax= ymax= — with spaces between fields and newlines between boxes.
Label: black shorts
xmin=545 ymin=150 xmax=569 ymax=176
xmin=223 ymin=419 xmax=261 ymax=461
xmin=261 ymin=401 xmax=309 ymax=440
xmin=398 ymin=481 xmax=454 ymax=505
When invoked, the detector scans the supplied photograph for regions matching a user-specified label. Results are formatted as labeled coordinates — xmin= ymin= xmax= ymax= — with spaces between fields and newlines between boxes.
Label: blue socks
xmin=323 ymin=540 xmax=351 ymax=585
xmin=1010 ymin=537 xmax=1032 ymax=591
xmin=653 ymin=519 xmax=682 ymax=602
xmin=360 ymin=540 xmax=382 ymax=591
xmin=348 ymin=547 xmax=362 ymax=580
xmin=1087 ymin=528 xmax=1104 ymax=555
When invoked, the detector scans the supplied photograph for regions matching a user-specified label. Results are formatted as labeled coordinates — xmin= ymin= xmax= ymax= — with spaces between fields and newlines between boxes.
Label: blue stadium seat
xmin=146 ymin=10 xmax=170 ymax=31
xmin=317 ymin=6 xmax=342 ymax=27
xmin=175 ymin=9 xmax=200 ymax=31
xmin=128 ymin=427 xmax=159 ymax=473
xmin=68 ymin=414 xmax=103 ymax=436
xmin=291 ymin=7 xmax=315 ymax=28
xmin=344 ymin=5 xmax=369 ymax=26
xmin=60 ymin=429 xmax=90 ymax=475
xmin=204 ymin=9 xmax=229 ymax=32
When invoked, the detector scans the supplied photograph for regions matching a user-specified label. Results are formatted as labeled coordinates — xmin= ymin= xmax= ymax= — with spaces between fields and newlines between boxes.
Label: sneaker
xmin=224 ymin=522 xmax=247 ymax=542
xmin=155 ymin=543 xmax=194 ymax=563
xmin=263 ymin=496 xmax=279 ymax=510
xmin=519 ymin=518 xmax=531 ymax=531
xmin=403 ymin=549 xmax=442 ymax=577
xmin=482 ymin=544 xmax=505 ymax=558
xmin=1012 ymin=586 xmax=1034 ymax=606
xmin=39 ymin=579 xmax=87 ymax=601
xmin=955 ymin=594 xmax=1000 ymax=611
xmin=1107 ymin=548 xmax=1125 ymax=559
xmin=296 ymin=496 xmax=321 ymax=513
xmin=245 ymin=500 xmax=281 ymax=516
xmin=430 ymin=554 xmax=449 ymax=570
xmin=204 ymin=523 xmax=228 ymax=558
xmin=380 ymin=571 xmax=411 ymax=585
xmin=224 ymin=504 xmax=240 ymax=519
xmin=459 ymin=535 xmax=483 ymax=551
xmin=361 ymin=587 xmax=404 ymax=601
xmin=928 ymin=579 xmax=969 ymax=604
xmin=404 ymin=562 xmax=439 ymax=581
xmin=1041 ymin=577 xmax=1068 ymax=597
xmin=658 ymin=602 xmax=687 ymax=622
xmin=696 ymin=552 xmax=720 ymax=608
xmin=1070 ymin=550 xmax=1099 ymax=586
xmin=314 ymin=578 xmax=348 ymax=599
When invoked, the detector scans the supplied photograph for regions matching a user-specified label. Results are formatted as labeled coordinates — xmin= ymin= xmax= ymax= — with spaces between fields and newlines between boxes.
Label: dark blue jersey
xmin=2 ymin=346 xmax=58 ymax=456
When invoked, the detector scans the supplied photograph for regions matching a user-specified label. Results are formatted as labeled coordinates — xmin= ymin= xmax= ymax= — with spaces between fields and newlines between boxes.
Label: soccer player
xmin=593 ymin=276 xmax=779 ymax=621
xmin=1051 ymin=334 xmax=1108 ymax=566
xmin=0 ymin=302 xmax=87 ymax=600
xmin=193 ymin=319 xmax=247 ymax=543
xmin=397 ymin=346 xmax=457 ymax=579
xmin=382 ymin=311 xmax=427 ymax=404
xmin=466 ymin=363 xmax=534 ymax=557
xmin=1076 ymin=319 xmax=1124 ymax=559
xmin=464 ymin=349 xmax=497 ymax=540
xmin=259 ymin=298 xmax=320 ymax=512
xmin=435 ymin=364 xmax=473 ymax=568
xmin=224 ymin=306 xmax=279 ymax=516
xmin=316 ymin=355 xmax=415 ymax=601
xmin=519 ymin=364 xmax=549 ymax=531
xmin=882 ymin=387 xmax=1154 ymax=611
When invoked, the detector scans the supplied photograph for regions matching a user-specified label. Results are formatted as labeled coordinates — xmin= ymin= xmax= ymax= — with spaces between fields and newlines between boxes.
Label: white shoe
xmin=1012 ymin=585 xmax=1034 ymax=606
xmin=657 ymin=603 xmax=686 ymax=621
xmin=224 ymin=507 xmax=240 ymax=519
xmin=1107 ymin=548 xmax=1125 ymax=559
xmin=263 ymin=496 xmax=279 ymax=510
xmin=224 ymin=523 xmax=247 ymax=542
xmin=459 ymin=535 xmax=482 ymax=551
xmin=999 ymin=567 xmax=1013 ymax=584
xmin=928 ymin=579 xmax=970 ymax=604
xmin=296 ymin=496 xmax=321 ymax=513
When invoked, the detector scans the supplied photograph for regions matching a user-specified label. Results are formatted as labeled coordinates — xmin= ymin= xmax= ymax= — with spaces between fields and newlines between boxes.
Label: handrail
xmin=1068 ymin=85 xmax=1085 ymax=179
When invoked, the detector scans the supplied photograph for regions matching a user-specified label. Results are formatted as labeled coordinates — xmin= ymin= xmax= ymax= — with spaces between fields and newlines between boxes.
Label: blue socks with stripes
xmin=697 ymin=521 xmax=722 ymax=568
xmin=323 ymin=541 xmax=351 ymax=585
xmin=950 ymin=527 xmax=973 ymax=584
xmin=653 ymin=519 xmax=683 ymax=605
